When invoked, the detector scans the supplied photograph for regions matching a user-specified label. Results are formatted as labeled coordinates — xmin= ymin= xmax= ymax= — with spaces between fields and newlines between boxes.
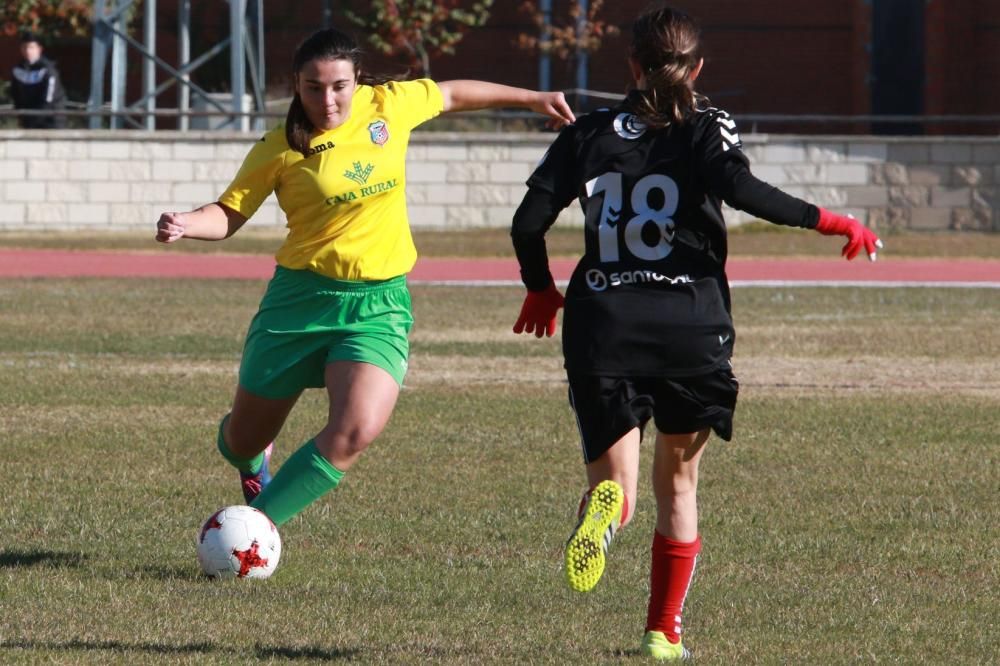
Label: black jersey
xmin=514 ymin=93 xmax=818 ymax=377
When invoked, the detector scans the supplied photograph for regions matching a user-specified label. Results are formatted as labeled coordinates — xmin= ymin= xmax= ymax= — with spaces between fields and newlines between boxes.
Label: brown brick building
xmin=3 ymin=0 xmax=999 ymax=134
xmin=425 ymin=0 xmax=1000 ymax=134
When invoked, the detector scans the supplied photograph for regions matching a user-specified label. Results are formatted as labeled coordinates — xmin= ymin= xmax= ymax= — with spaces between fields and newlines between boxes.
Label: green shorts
xmin=239 ymin=266 xmax=413 ymax=398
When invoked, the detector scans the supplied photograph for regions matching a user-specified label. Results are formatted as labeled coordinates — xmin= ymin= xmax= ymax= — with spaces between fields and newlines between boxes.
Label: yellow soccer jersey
xmin=219 ymin=79 xmax=444 ymax=280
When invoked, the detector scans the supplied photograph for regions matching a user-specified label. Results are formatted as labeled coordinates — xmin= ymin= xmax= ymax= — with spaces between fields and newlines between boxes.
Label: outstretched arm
xmin=437 ymin=80 xmax=575 ymax=127
xmin=713 ymin=161 xmax=883 ymax=261
xmin=697 ymin=108 xmax=882 ymax=261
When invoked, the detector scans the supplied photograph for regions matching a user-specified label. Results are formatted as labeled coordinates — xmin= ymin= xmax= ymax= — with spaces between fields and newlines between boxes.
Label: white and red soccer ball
xmin=196 ymin=505 xmax=281 ymax=579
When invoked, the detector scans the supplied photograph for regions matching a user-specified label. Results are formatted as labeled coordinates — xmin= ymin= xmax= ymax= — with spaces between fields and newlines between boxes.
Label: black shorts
xmin=567 ymin=366 xmax=739 ymax=464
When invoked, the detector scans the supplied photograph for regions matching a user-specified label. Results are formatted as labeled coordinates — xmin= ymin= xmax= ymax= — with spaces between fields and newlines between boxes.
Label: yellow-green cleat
xmin=564 ymin=479 xmax=624 ymax=592
xmin=641 ymin=631 xmax=691 ymax=662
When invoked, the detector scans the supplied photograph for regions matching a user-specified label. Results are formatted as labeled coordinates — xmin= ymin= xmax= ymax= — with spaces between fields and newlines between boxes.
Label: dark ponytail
xmin=630 ymin=5 xmax=706 ymax=129
xmin=285 ymin=28 xmax=390 ymax=155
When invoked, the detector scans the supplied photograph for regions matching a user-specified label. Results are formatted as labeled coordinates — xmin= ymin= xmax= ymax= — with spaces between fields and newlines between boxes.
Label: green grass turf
xmin=1 ymin=281 xmax=997 ymax=664
xmin=2 ymin=226 xmax=1000 ymax=258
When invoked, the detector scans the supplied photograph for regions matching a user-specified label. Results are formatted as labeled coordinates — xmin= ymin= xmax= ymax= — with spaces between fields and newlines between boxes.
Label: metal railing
xmin=2 ymin=96 xmax=1000 ymax=135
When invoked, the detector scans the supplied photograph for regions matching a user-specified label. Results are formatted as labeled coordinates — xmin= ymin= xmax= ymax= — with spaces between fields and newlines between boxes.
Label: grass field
xmin=1 ymin=268 xmax=997 ymax=664
xmin=3 ymin=226 xmax=1000 ymax=259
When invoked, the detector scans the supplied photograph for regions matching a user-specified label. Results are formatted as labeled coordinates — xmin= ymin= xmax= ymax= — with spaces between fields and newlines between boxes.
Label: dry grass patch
xmin=1 ymin=403 xmax=208 ymax=434
xmin=406 ymin=352 xmax=1000 ymax=397
xmin=737 ymin=319 xmax=998 ymax=360
xmin=410 ymin=327 xmax=521 ymax=344
xmin=737 ymin=355 xmax=1000 ymax=398
xmin=406 ymin=353 xmax=565 ymax=387
xmin=0 ymin=353 xmax=237 ymax=376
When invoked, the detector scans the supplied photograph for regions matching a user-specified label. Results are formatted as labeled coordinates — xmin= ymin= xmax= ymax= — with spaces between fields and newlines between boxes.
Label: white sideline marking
xmin=729 ymin=280 xmax=1000 ymax=289
xmin=409 ymin=280 xmax=524 ymax=286
xmin=409 ymin=279 xmax=1000 ymax=289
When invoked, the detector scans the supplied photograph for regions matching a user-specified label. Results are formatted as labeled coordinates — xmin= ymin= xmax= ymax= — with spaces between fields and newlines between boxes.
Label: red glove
xmin=816 ymin=208 xmax=884 ymax=261
xmin=513 ymin=283 xmax=564 ymax=338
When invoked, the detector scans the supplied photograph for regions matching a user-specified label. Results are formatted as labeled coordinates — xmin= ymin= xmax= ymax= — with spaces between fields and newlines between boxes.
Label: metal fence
xmin=2 ymin=92 xmax=1000 ymax=135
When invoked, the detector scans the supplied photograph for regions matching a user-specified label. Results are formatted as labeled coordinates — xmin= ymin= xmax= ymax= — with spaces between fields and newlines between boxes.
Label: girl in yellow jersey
xmin=154 ymin=28 xmax=575 ymax=526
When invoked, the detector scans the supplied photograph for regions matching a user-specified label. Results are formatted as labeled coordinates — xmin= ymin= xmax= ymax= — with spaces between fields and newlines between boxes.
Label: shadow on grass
xmin=0 ymin=549 xmax=87 ymax=569
xmin=255 ymin=644 xmax=361 ymax=660
xmin=610 ymin=647 xmax=643 ymax=658
xmin=1 ymin=639 xmax=361 ymax=661
xmin=0 ymin=639 xmax=218 ymax=655
xmin=121 ymin=563 xmax=203 ymax=581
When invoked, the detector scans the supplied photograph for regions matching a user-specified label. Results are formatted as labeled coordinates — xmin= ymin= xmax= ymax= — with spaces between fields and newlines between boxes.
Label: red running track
xmin=1 ymin=248 xmax=998 ymax=286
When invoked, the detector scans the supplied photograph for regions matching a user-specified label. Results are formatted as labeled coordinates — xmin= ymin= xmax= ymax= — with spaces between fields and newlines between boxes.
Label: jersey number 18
xmin=585 ymin=172 xmax=680 ymax=262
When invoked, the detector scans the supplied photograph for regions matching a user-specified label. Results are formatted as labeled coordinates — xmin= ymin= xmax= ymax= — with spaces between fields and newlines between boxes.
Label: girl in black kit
xmin=510 ymin=4 xmax=882 ymax=661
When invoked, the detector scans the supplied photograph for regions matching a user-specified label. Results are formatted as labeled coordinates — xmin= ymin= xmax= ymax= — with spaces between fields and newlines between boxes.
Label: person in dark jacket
xmin=10 ymin=32 xmax=67 ymax=129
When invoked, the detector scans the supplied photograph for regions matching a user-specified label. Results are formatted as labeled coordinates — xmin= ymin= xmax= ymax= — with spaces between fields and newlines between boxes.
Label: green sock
xmin=251 ymin=439 xmax=344 ymax=526
xmin=215 ymin=415 xmax=265 ymax=474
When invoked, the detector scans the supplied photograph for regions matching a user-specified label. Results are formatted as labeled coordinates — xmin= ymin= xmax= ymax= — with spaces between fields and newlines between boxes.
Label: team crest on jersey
xmin=613 ymin=113 xmax=647 ymax=140
xmin=368 ymin=120 xmax=389 ymax=146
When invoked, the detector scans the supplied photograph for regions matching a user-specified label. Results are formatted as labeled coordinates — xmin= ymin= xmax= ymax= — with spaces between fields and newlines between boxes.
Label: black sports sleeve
xmin=511 ymin=187 xmax=563 ymax=290
xmin=694 ymin=108 xmax=819 ymax=229
xmin=713 ymin=161 xmax=819 ymax=229
xmin=524 ymin=124 xmax=580 ymax=200
xmin=511 ymin=126 xmax=580 ymax=291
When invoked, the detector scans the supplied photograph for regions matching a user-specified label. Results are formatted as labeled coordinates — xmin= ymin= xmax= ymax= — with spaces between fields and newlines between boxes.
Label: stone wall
xmin=0 ymin=129 xmax=997 ymax=232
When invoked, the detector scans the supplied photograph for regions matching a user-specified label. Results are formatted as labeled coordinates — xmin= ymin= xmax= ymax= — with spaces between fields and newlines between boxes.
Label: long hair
xmin=629 ymin=5 xmax=706 ymax=129
xmin=285 ymin=28 xmax=387 ymax=155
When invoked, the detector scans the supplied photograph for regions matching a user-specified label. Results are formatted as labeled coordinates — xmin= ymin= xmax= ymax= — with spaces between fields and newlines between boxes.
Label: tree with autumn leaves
xmin=0 ymin=1 xmax=621 ymax=107
xmin=346 ymin=0 xmax=493 ymax=78
xmin=0 ymin=0 xmax=91 ymax=40
xmin=516 ymin=0 xmax=619 ymax=65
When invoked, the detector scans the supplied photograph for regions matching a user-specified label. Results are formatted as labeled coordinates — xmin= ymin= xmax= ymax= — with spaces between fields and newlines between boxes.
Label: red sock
xmin=576 ymin=487 xmax=631 ymax=525
xmin=646 ymin=532 xmax=702 ymax=643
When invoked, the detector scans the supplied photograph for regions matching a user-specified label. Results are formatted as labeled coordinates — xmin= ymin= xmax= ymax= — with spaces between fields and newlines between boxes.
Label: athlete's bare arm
xmin=155 ymin=202 xmax=248 ymax=243
xmin=437 ymin=80 xmax=575 ymax=127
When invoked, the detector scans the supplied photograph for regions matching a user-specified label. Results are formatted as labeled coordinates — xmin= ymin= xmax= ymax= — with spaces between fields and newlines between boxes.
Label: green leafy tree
xmin=516 ymin=0 xmax=619 ymax=61
xmin=346 ymin=0 xmax=493 ymax=78
xmin=0 ymin=0 xmax=92 ymax=40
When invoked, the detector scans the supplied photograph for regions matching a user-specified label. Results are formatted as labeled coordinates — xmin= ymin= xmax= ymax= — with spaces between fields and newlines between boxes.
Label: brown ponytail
xmin=630 ymin=5 xmax=706 ymax=129
xmin=285 ymin=94 xmax=313 ymax=157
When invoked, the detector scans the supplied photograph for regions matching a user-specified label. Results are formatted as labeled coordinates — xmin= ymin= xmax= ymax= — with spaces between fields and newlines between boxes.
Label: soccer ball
xmin=196 ymin=505 xmax=281 ymax=579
